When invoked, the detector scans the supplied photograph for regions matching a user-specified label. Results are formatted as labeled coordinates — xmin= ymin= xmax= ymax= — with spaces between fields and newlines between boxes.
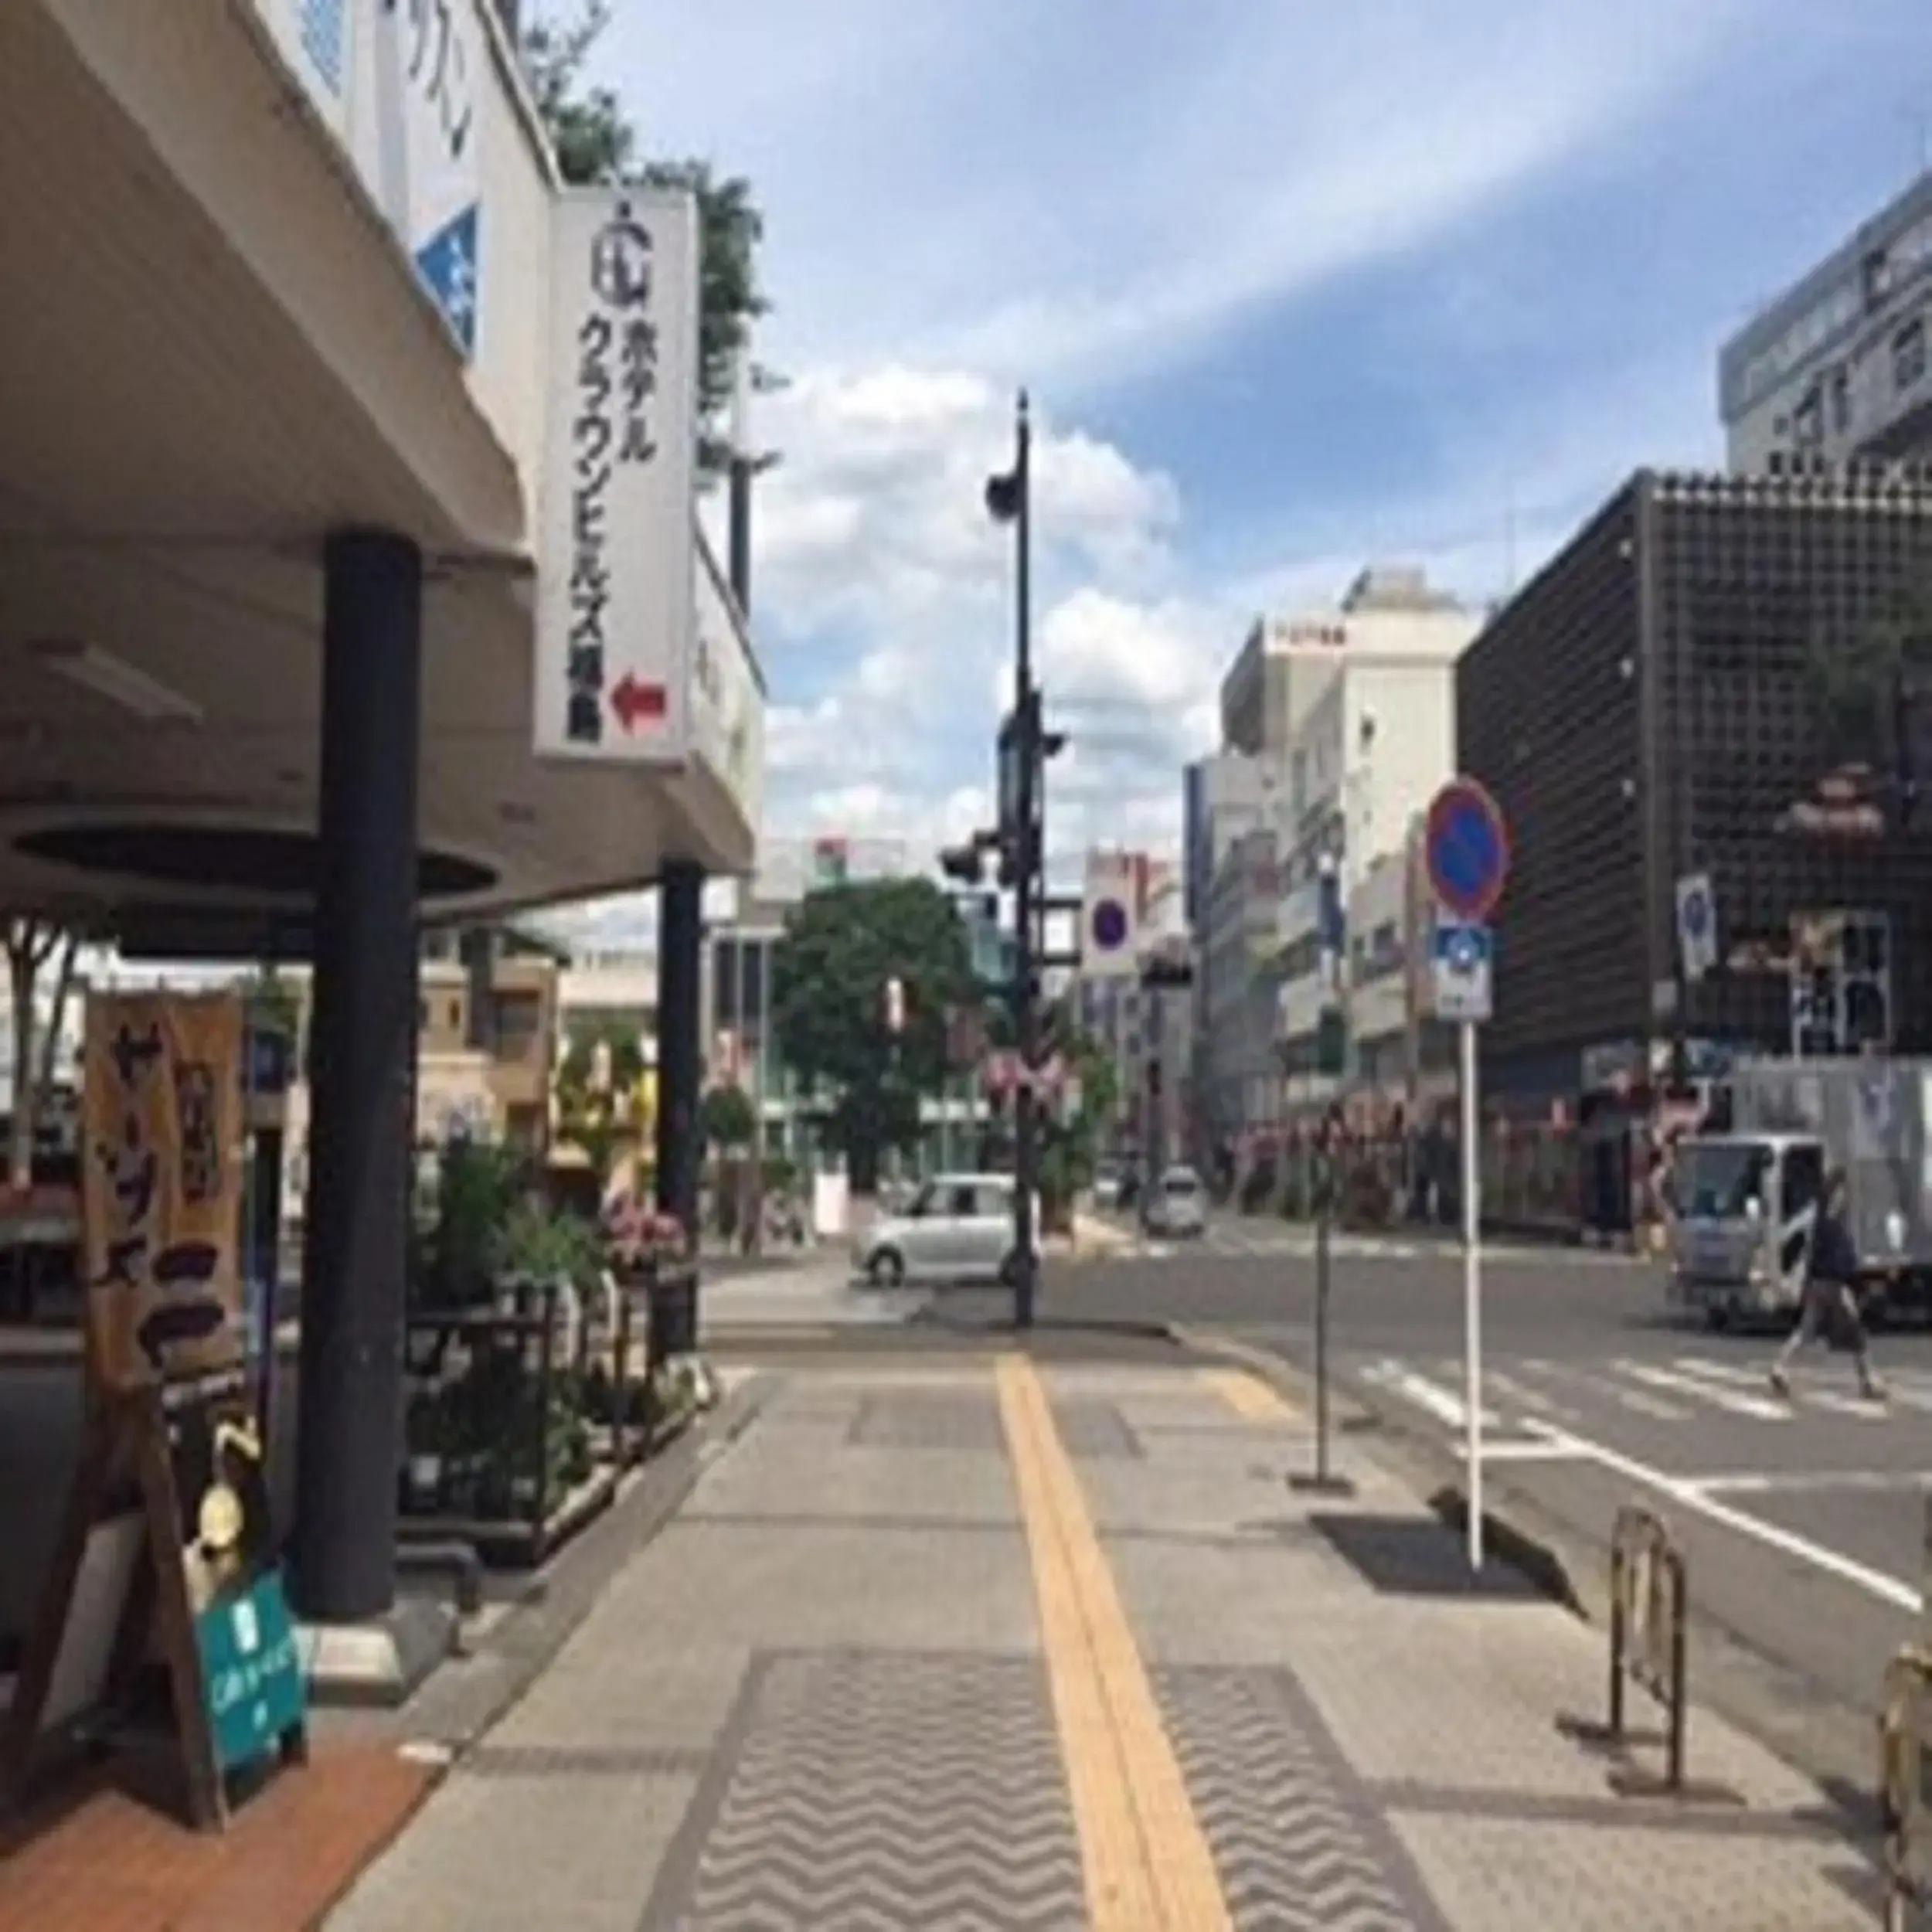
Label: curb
xmin=1168 ymin=1320 xmax=1888 ymax=1837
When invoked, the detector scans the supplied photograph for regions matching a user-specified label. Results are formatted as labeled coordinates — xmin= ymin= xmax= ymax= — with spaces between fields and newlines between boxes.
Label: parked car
xmin=1144 ymin=1165 xmax=1207 ymax=1239
xmin=1092 ymin=1165 xmax=1124 ymax=1210
xmin=856 ymin=1172 xmax=1038 ymax=1286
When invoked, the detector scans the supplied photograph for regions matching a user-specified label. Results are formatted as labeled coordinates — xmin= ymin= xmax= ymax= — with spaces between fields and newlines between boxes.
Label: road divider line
xmin=996 ymin=1355 xmax=1231 ymax=1931
xmin=1519 ymin=1420 xmax=1921 ymax=1613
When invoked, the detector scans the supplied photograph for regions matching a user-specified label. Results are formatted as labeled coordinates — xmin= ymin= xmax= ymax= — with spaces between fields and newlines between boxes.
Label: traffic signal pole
xmin=1009 ymin=396 xmax=1039 ymax=1330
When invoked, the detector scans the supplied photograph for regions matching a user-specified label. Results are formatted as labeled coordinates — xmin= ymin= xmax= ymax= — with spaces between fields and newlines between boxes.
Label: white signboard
xmin=247 ymin=0 xmax=485 ymax=357
xmin=366 ymin=0 xmax=485 ymax=357
xmin=1431 ymin=920 xmax=1493 ymax=1023
xmin=535 ymin=187 xmax=700 ymax=762
xmin=1675 ymin=872 xmax=1717 ymax=985
xmin=1080 ymin=852 xmax=1144 ymax=981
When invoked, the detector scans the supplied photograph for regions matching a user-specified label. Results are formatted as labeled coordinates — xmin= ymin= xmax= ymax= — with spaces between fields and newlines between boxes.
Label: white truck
xmin=1668 ymin=1057 xmax=1932 ymax=1328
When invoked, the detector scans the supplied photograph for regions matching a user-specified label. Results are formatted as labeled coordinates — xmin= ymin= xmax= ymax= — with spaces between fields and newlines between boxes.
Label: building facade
xmin=1720 ymin=172 xmax=1932 ymax=474
xmin=1267 ymin=576 xmax=1476 ymax=1098
xmin=1458 ymin=468 xmax=1932 ymax=1109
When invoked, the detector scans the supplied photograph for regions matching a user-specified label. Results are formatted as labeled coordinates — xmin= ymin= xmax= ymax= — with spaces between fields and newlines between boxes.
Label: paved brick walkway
xmin=0 ymin=1743 xmax=431 ymax=1931
xmin=325 ymin=1354 xmax=1884 ymax=1930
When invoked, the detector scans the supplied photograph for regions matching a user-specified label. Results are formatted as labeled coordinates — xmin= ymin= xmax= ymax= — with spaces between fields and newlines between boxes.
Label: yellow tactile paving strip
xmin=1197 ymin=1366 xmax=1299 ymax=1423
xmin=996 ymin=1355 xmax=1233 ymax=1932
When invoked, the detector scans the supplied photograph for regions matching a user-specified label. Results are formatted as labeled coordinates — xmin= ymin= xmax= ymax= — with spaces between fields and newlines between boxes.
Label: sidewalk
xmin=325 ymin=1350 xmax=1880 ymax=1929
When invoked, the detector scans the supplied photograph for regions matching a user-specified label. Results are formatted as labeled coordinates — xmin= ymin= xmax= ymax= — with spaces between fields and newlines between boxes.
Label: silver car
xmin=858 ymin=1172 xmax=1034 ymax=1286
xmin=1145 ymin=1165 xmax=1206 ymax=1239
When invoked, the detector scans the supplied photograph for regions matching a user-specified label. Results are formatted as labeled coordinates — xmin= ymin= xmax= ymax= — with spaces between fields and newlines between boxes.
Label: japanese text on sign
xmin=83 ymin=995 xmax=245 ymax=1394
xmin=565 ymin=200 xmax=666 ymax=747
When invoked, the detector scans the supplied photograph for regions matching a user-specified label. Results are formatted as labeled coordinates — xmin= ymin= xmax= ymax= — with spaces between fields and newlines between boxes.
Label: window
xmin=1864 ymin=247 xmax=1892 ymax=309
xmin=494 ymin=991 xmax=543 ymax=1057
xmin=1792 ymin=385 xmax=1824 ymax=448
xmin=1894 ymin=318 xmax=1926 ymax=393
xmin=1831 ymin=367 xmax=1851 ymax=432
xmin=947 ymin=1182 xmax=979 ymax=1218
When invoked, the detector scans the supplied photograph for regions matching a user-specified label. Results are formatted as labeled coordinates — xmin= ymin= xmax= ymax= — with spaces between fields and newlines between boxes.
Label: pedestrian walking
xmin=1769 ymin=1168 xmax=1884 ymax=1401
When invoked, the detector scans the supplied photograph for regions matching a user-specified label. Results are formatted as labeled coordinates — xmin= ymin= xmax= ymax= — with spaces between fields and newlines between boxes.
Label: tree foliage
xmin=771 ymin=879 xmax=973 ymax=1192
xmin=520 ymin=0 xmax=767 ymax=470
xmin=700 ymin=1082 xmax=757 ymax=1153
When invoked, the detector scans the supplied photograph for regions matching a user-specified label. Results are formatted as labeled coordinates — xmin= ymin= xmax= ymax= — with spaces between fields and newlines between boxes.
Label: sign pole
xmin=1291 ymin=1121 xmax=1354 ymax=1497
xmin=1461 ymin=1015 xmax=1484 ymax=1571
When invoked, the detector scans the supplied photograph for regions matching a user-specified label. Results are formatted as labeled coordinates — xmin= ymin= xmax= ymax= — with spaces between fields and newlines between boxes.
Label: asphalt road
xmin=1040 ymin=1211 xmax=1932 ymax=1789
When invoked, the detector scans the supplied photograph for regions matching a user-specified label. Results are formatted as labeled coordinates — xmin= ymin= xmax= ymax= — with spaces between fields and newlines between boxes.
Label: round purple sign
xmin=1090 ymin=899 xmax=1129 ymax=951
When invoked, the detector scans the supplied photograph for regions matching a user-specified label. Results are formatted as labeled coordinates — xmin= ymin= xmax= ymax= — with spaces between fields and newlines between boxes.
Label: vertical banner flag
xmin=535 ymin=187 xmax=701 ymax=761
xmin=82 ymin=993 xmax=247 ymax=1396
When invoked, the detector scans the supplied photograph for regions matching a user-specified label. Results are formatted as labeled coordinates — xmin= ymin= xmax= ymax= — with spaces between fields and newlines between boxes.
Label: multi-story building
xmin=1267 ymin=571 xmax=1477 ymax=1096
xmin=1458 ymin=467 xmax=1932 ymax=1112
xmin=1720 ymin=172 xmax=1932 ymax=474
xmin=1199 ymin=826 xmax=1282 ymax=1147
xmin=1182 ymin=752 xmax=1267 ymax=932
xmin=277 ymin=927 xmax=566 ymax=1226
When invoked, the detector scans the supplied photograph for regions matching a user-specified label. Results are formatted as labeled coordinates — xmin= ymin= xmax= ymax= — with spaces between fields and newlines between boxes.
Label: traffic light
xmin=940 ymin=844 xmax=984 ymax=886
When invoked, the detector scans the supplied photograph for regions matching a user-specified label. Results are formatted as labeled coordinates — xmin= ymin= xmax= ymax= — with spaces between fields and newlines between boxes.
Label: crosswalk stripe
xmin=1363 ymin=1359 xmax=1495 ymax=1429
xmin=1519 ymin=1358 xmax=1686 ymax=1420
xmin=1485 ymin=1369 xmax=1579 ymax=1422
xmin=1617 ymin=1359 xmax=1787 ymax=1420
xmin=1674 ymin=1355 xmax=1887 ymax=1421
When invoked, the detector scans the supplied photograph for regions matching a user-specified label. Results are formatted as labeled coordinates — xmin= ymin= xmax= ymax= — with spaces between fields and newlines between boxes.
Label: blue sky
xmin=566 ymin=0 xmax=1932 ymax=909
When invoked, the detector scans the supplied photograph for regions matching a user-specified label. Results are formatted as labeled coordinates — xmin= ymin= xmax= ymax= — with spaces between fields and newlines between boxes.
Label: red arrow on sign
xmin=610 ymin=674 xmax=667 ymax=733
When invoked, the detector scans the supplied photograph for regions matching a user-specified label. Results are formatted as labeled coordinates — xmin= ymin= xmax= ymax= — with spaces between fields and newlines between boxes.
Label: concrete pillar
xmin=293 ymin=529 xmax=422 ymax=1625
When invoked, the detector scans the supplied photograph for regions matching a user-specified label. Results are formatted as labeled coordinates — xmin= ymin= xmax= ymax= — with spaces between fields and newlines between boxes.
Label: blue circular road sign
xmin=1090 ymin=899 xmax=1129 ymax=951
xmin=1426 ymin=778 xmax=1510 ymax=923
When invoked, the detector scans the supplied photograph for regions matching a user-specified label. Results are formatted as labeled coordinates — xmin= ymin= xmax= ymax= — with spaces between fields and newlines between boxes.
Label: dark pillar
xmin=293 ymin=529 xmax=423 ymax=1625
xmin=655 ymin=861 xmax=704 ymax=1242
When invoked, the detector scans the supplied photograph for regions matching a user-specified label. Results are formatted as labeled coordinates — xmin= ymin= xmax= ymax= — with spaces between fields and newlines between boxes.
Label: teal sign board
xmin=195 ymin=1566 xmax=306 ymax=1773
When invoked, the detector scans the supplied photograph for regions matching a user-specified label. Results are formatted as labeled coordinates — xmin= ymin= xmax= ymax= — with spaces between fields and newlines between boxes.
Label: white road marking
xmin=1485 ymin=1368 xmax=1579 ymax=1421
xmin=1883 ymin=1376 xmax=1932 ymax=1414
xmin=1674 ymin=1355 xmax=1887 ymax=1422
xmin=1363 ymin=1359 xmax=1495 ymax=1429
xmin=1520 ymin=1419 xmax=1921 ymax=1613
xmin=1526 ymin=1358 xmax=1687 ymax=1420
xmin=1616 ymin=1359 xmax=1787 ymax=1420
xmin=1685 ymin=1470 xmax=1932 ymax=1498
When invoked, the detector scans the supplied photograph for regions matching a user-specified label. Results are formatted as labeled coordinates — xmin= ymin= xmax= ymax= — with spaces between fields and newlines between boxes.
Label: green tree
xmin=520 ymin=1 xmax=767 ymax=471
xmin=554 ymin=1019 xmax=646 ymax=1185
xmin=700 ymin=1082 xmax=757 ymax=1153
xmin=771 ymin=879 xmax=973 ymax=1194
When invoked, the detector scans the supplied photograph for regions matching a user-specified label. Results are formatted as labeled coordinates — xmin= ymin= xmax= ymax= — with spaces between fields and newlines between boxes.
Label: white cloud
xmin=549 ymin=0 xmax=1765 ymax=944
